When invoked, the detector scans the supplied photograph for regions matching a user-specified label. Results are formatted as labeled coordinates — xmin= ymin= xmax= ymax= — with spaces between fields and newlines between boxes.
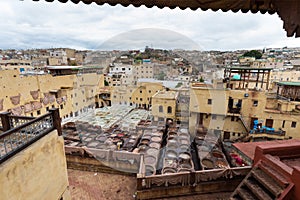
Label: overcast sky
xmin=1 ymin=0 xmax=300 ymax=51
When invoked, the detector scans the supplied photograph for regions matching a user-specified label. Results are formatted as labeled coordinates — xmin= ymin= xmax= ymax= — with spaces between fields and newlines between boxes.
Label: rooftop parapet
xmin=0 ymin=108 xmax=61 ymax=164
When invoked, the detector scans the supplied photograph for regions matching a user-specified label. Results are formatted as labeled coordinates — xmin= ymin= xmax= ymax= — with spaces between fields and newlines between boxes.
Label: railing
xmin=0 ymin=109 xmax=61 ymax=164
xmin=9 ymin=115 xmax=35 ymax=129
xmin=250 ymin=128 xmax=286 ymax=136
xmin=228 ymin=108 xmax=241 ymax=114
xmin=239 ymin=115 xmax=250 ymax=132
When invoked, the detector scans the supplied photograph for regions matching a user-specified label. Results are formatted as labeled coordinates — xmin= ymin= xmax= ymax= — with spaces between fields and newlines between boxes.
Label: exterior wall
xmin=0 ymin=69 xmax=104 ymax=119
xmin=271 ymin=70 xmax=300 ymax=82
xmin=152 ymin=91 xmax=178 ymax=121
xmin=0 ymin=130 xmax=70 ymax=200
xmin=110 ymin=82 xmax=164 ymax=108
xmin=189 ymin=85 xmax=300 ymax=139
xmin=135 ymin=64 xmax=154 ymax=79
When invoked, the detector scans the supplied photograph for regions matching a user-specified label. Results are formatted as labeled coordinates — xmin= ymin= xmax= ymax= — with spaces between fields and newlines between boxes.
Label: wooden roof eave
xmin=32 ymin=0 xmax=300 ymax=38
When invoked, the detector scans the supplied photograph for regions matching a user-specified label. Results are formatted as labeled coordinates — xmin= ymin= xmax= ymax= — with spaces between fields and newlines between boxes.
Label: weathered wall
xmin=0 ymin=130 xmax=70 ymax=200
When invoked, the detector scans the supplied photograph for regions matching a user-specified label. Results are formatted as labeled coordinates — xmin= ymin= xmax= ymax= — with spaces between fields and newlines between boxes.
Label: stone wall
xmin=0 ymin=130 xmax=70 ymax=200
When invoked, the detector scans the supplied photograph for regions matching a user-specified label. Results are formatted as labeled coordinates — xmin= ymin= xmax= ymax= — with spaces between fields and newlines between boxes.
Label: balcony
xmin=250 ymin=127 xmax=286 ymax=140
xmin=0 ymin=108 xmax=61 ymax=164
xmin=228 ymin=107 xmax=241 ymax=114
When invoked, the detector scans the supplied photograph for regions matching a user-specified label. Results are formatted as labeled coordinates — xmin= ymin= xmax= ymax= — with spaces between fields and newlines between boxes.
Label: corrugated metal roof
xmin=277 ymin=81 xmax=300 ymax=86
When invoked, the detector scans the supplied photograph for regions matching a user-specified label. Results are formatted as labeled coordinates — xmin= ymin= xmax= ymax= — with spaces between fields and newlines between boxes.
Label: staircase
xmin=239 ymin=115 xmax=250 ymax=133
xmin=230 ymin=155 xmax=294 ymax=200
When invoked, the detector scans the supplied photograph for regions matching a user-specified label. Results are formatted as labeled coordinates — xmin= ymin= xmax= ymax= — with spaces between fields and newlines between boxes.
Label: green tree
xmin=104 ymin=80 xmax=109 ymax=86
xmin=200 ymin=76 xmax=204 ymax=82
xmin=157 ymin=72 xmax=166 ymax=80
xmin=175 ymin=82 xmax=183 ymax=88
xmin=243 ymin=50 xmax=262 ymax=59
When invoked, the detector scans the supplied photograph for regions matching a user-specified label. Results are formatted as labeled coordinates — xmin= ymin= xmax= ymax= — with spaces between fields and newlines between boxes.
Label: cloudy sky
xmin=1 ymin=0 xmax=300 ymax=51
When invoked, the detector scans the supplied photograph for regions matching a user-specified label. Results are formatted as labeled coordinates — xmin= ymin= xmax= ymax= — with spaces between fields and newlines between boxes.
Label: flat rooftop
xmin=277 ymin=81 xmax=300 ymax=86
xmin=233 ymin=139 xmax=300 ymax=161
xmin=152 ymin=91 xmax=178 ymax=99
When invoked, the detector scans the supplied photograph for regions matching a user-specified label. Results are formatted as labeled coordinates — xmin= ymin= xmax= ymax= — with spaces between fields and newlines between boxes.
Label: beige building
xmin=110 ymin=82 xmax=164 ymax=110
xmin=135 ymin=63 xmax=154 ymax=79
xmin=152 ymin=90 xmax=178 ymax=121
xmin=270 ymin=70 xmax=300 ymax=83
xmin=0 ymin=69 xmax=104 ymax=119
xmin=189 ymin=80 xmax=300 ymax=141
xmin=0 ymin=59 xmax=32 ymax=72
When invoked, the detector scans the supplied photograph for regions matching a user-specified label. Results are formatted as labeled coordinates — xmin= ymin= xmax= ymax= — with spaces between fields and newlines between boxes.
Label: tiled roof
xmin=32 ymin=0 xmax=300 ymax=37
xmin=33 ymin=0 xmax=274 ymax=12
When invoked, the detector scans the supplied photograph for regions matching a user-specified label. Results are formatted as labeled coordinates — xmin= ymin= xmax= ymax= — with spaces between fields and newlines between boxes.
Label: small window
xmin=232 ymin=132 xmax=236 ymax=136
xmin=291 ymin=121 xmax=297 ymax=128
xmin=159 ymin=105 xmax=163 ymax=113
xmin=149 ymin=90 xmax=151 ymax=93
xmin=253 ymin=100 xmax=258 ymax=107
xmin=231 ymin=116 xmax=235 ymax=121
xmin=31 ymin=113 xmax=34 ymax=117
xmin=212 ymin=114 xmax=217 ymax=120
xmin=37 ymin=110 xmax=41 ymax=115
xmin=52 ymin=105 xmax=55 ymax=108
xmin=140 ymin=98 xmax=143 ymax=101
xmin=46 ymin=107 xmax=49 ymax=111
xmin=140 ymin=90 xmax=142 ymax=93
xmin=167 ymin=106 xmax=172 ymax=114
xmin=60 ymin=104 xmax=63 ymax=109
xmin=238 ymin=133 xmax=241 ymax=137
xmin=282 ymin=120 xmax=285 ymax=128
xmin=208 ymin=99 xmax=212 ymax=105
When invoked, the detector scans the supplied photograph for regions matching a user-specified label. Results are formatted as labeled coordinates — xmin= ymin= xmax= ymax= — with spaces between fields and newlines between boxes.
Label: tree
xmin=104 ymin=80 xmax=109 ymax=86
xmin=175 ymin=82 xmax=183 ymax=88
xmin=157 ymin=72 xmax=166 ymax=80
xmin=243 ymin=50 xmax=262 ymax=59
xmin=200 ymin=76 xmax=204 ymax=82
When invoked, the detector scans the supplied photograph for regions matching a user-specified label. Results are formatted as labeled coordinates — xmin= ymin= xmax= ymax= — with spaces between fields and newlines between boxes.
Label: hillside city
xmin=1 ymin=46 xmax=300 ymax=199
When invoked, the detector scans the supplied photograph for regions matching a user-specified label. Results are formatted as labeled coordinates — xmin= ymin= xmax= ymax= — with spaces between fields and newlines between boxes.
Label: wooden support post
xmin=256 ymin=70 xmax=260 ymax=87
xmin=266 ymin=70 xmax=270 ymax=90
xmin=261 ymin=70 xmax=265 ymax=89
xmin=0 ymin=112 xmax=11 ymax=131
xmin=49 ymin=108 xmax=62 ymax=136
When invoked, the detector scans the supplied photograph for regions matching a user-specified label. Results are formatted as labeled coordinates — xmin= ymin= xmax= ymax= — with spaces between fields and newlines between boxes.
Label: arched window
xmin=167 ymin=106 xmax=172 ymax=114
xmin=159 ymin=105 xmax=163 ymax=113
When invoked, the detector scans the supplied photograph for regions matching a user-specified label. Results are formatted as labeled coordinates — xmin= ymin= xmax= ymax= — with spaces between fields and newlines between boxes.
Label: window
xmin=140 ymin=90 xmax=142 ymax=93
xmin=208 ymin=99 xmax=212 ymax=105
xmin=140 ymin=98 xmax=143 ymax=101
xmin=253 ymin=100 xmax=258 ymax=107
xmin=232 ymin=132 xmax=236 ymax=136
xmin=159 ymin=105 xmax=163 ymax=113
xmin=167 ymin=106 xmax=172 ymax=114
xmin=231 ymin=116 xmax=235 ymax=121
xmin=46 ymin=107 xmax=49 ymax=111
xmin=212 ymin=114 xmax=217 ymax=120
xmin=60 ymin=104 xmax=63 ymax=109
xmin=291 ymin=121 xmax=297 ymax=128
xmin=37 ymin=110 xmax=41 ymax=115
xmin=149 ymin=90 xmax=151 ymax=93
xmin=282 ymin=120 xmax=285 ymax=128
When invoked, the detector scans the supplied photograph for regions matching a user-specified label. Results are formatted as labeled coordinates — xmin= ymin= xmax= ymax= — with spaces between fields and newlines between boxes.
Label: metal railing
xmin=9 ymin=115 xmax=35 ymax=129
xmin=0 ymin=109 xmax=61 ymax=164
